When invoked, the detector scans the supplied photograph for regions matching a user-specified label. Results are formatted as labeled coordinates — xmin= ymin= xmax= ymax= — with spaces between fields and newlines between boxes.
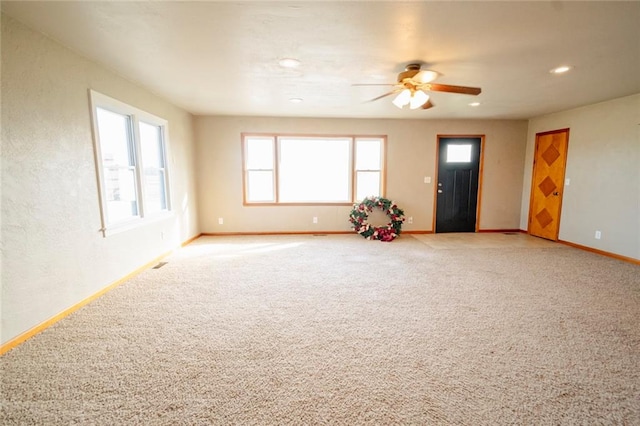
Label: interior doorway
xmin=528 ymin=128 xmax=570 ymax=241
xmin=434 ymin=136 xmax=484 ymax=233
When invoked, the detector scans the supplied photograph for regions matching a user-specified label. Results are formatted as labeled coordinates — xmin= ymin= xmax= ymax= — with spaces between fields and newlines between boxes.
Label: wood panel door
xmin=528 ymin=129 xmax=570 ymax=240
xmin=435 ymin=137 xmax=482 ymax=233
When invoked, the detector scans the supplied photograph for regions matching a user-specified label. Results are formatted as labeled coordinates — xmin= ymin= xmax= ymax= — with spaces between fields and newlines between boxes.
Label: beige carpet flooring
xmin=2 ymin=234 xmax=639 ymax=425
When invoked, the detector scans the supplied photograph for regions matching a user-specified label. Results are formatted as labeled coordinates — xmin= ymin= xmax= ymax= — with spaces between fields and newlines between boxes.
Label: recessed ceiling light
xmin=469 ymin=102 xmax=481 ymax=107
xmin=289 ymin=98 xmax=303 ymax=103
xmin=278 ymin=58 xmax=301 ymax=68
xmin=550 ymin=65 xmax=572 ymax=74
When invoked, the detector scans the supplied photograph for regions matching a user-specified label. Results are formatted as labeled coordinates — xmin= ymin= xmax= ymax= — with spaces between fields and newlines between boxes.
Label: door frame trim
xmin=527 ymin=128 xmax=570 ymax=241
xmin=432 ymin=134 xmax=486 ymax=233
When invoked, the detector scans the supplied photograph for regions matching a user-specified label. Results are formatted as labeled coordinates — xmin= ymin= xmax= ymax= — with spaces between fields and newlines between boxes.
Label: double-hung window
xmin=242 ymin=134 xmax=385 ymax=204
xmin=90 ymin=90 xmax=171 ymax=235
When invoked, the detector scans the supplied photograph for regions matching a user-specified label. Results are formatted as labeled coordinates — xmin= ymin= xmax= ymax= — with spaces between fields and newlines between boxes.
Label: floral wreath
xmin=349 ymin=196 xmax=405 ymax=242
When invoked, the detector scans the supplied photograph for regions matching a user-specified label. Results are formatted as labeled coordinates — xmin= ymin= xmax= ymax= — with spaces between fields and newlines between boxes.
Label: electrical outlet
xmin=218 ymin=218 xmax=224 ymax=225
xmin=408 ymin=216 xmax=413 ymax=224
xmin=595 ymin=230 xmax=601 ymax=239
xmin=313 ymin=217 xmax=318 ymax=224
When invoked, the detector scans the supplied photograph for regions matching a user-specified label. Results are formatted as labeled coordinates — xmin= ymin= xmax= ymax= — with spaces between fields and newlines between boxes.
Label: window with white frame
xmin=354 ymin=138 xmax=384 ymax=201
xmin=242 ymin=134 xmax=385 ymax=204
xmin=90 ymin=90 xmax=171 ymax=234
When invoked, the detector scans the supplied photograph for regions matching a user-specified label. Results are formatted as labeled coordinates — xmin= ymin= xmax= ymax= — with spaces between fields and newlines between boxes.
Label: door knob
xmin=553 ymin=191 xmax=560 ymax=196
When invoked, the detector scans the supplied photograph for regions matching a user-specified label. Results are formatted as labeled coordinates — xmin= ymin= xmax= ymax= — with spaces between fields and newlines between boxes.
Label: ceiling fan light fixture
xmin=392 ymin=89 xmax=411 ymax=108
xmin=357 ymin=63 xmax=481 ymax=111
xmin=414 ymin=70 xmax=439 ymax=84
xmin=409 ymin=90 xmax=429 ymax=109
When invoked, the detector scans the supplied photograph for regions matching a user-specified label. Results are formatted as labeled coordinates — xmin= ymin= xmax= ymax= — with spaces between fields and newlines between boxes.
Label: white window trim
xmin=242 ymin=133 xmax=386 ymax=205
xmin=89 ymin=90 xmax=172 ymax=237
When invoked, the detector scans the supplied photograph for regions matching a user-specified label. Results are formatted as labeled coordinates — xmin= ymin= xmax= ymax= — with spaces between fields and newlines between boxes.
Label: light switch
xmin=424 ymin=176 xmax=431 ymax=184
xmin=565 ymin=178 xmax=571 ymax=186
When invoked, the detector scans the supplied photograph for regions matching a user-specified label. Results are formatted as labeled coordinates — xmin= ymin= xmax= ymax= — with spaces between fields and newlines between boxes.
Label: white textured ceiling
xmin=2 ymin=1 xmax=639 ymax=119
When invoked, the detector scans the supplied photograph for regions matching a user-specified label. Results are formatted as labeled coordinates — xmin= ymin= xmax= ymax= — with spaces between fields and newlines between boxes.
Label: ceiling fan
xmin=354 ymin=63 xmax=481 ymax=110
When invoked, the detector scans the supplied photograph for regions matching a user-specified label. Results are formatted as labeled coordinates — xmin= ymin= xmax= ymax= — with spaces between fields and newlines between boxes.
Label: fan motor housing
xmin=397 ymin=64 xmax=421 ymax=82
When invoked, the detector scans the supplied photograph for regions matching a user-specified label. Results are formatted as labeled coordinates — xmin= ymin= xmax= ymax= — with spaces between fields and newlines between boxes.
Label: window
xmin=242 ymin=134 xmax=385 ymax=204
xmin=355 ymin=139 xmax=384 ymax=201
xmin=279 ymin=137 xmax=351 ymax=202
xmin=446 ymin=144 xmax=472 ymax=163
xmin=90 ymin=91 xmax=171 ymax=235
xmin=245 ymin=137 xmax=275 ymax=202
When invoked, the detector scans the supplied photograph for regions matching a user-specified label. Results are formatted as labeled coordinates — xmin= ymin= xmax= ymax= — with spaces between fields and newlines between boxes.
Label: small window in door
xmin=446 ymin=144 xmax=472 ymax=163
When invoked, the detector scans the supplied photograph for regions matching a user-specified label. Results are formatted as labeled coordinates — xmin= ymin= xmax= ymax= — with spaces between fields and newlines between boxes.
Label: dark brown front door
xmin=435 ymin=137 xmax=482 ymax=233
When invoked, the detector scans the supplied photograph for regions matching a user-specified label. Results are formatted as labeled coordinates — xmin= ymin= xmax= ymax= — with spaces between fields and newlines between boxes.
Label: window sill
xmin=100 ymin=212 xmax=174 ymax=237
xmin=243 ymin=202 xmax=356 ymax=207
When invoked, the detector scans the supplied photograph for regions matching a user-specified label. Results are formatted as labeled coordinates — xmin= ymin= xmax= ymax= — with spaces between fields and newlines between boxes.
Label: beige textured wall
xmin=1 ymin=15 xmax=199 ymax=344
xmin=521 ymin=94 xmax=640 ymax=260
xmin=195 ymin=116 xmax=528 ymax=234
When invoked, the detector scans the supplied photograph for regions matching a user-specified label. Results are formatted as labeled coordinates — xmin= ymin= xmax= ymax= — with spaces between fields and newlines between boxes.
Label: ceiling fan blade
xmin=421 ymin=99 xmax=435 ymax=110
xmin=425 ymin=83 xmax=481 ymax=96
xmin=367 ymin=90 xmax=400 ymax=102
